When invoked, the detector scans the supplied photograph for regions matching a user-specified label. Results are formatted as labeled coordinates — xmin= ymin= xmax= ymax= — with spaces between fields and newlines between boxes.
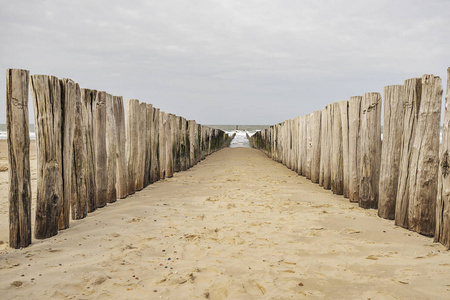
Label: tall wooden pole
xmin=310 ymin=111 xmax=321 ymax=184
xmin=125 ymin=99 xmax=138 ymax=195
xmin=339 ymin=100 xmax=349 ymax=198
xmin=113 ymin=96 xmax=128 ymax=198
xmin=144 ymin=104 xmax=153 ymax=187
xmin=95 ymin=91 xmax=108 ymax=207
xmin=378 ymin=85 xmax=404 ymax=219
xmin=30 ymin=75 xmax=63 ymax=239
xmin=105 ymin=93 xmax=117 ymax=202
xmin=7 ymin=69 xmax=32 ymax=248
xmin=331 ymin=103 xmax=344 ymax=195
xmin=348 ymin=96 xmax=362 ymax=203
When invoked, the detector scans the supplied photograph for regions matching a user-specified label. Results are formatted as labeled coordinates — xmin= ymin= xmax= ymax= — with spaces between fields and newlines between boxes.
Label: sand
xmin=0 ymin=141 xmax=449 ymax=299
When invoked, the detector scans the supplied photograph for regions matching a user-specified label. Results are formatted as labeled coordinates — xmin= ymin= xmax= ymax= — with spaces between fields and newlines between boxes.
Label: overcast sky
xmin=1 ymin=0 xmax=449 ymax=125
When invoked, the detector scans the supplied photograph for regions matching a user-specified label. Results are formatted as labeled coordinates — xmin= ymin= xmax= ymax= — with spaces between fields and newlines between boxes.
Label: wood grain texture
xmin=30 ymin=75 xmax=63 ymax=239
xmin=322 ymin=105 xmax=332 ymax=190
xmin=151 ymin=108 xmax=160 ymax=183
xmin=159 ymin=111 xmax=167 ymax=179
xmin=165 ymin=113 xmax=174 ymax=178
xmin=113 ymin=96 xmax=128 ymax=198
xmin=144 ymin=104 xmax=153 ymax=187
xmin=95 ymin=91 xmax=108 ymax=207
xmin=70 ymin=82 xmax=87 ymax=219
xmin=339 ymin=101 xmax=349 ymax=198
xmin=359 ymin=93 xmax=382 ymax=209
xmin=125 ymin=99 xmax=138 ymax=195
xmin=105 ymin=93 xmax=117 ymax=202
xmin=378 ymin=85 xmax=404 ymax=219
xmin=188 ymin=120 xmax=196 ymax=168
xmin=331 ymin=102 xmax=344 ymax=195
xmin=136 ymin=102 xmax=147 ymax=190
xmin=348 ymin=96 xmax=362 ymax=203
xmin=407 ymin=75 xmax=442 ymax=236
xmin=81 ymin=89 xmax=97 ymax=212
xmin=319 ymin=107 xmax=328 ymax=187
xmin=305 ymin=115 xmax=312 ymax=180
xmin=310 ymin=111 xmax=321 ymax=184
xmin=436 ymin=68 xmax=450 ymax=249
xmin=395 ymin=78 xmax=422 ymax=228
xmin=7 ymin=69 xmax=32 ymax=248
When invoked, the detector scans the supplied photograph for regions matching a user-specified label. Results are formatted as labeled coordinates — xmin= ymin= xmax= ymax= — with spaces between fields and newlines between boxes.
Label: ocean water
xmin=0 ymin=124 xmax=35 ymax=140
xmin=207 ymin=125 xmax=270 ymax=148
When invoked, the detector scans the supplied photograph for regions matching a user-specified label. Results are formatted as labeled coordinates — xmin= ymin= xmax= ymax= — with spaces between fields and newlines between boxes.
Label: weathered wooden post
xmin=172 ymin=115 xmax=180 ymax=172
xmin=144 ymin=103 xmax=153 ymax=187
xmin=301 ymin=117 xmax=308 ymax=177
xmin=105 ymin=93 xmax=117 ymax=202
xmin=180 ymin=118 xmax=187 ymax=171
xmin=165 ymin=113 xmax=174 ymax=178
xmin=113 ymin=96 xmax=128 ymax=198
xmin=189 ymin=120 xmax=196 ymax=168
xmin=7 ymin=69 xmax=32 ymax=248
xmin=95 ymin=91 xmax=108 ymax=207
xmin=436 ymin=67 xmax=450 ymax=249
xmin=359 ymin=92 xmax=382 ymax=209
xmin=396 ymin=78 xmax=422 ymax=228
xmin=159 ymin=111 xmax=167 ymax=179
xmin=30 ymin=75 xmax=63 ymax=239
xmin=136 ymin=102 xmax=147 ymax=190
xmin=305 ymin=115 xmax=312 ymax=179
xmin=60 ymin=78 xmax=77 ymax=229
xmin=323 ymin=105 xmax=332 ymax=190
xmin=348 ymin=96 xmax=362 ymax=203
xmin=310 ymin=110 xmax=321 ymax=184
xmin=319 ymin=107 xmax=328 ymax=187
xmin=378 ymin=85 xmax=404 ymax=219
xmin=151 ymin=107 xmax=160 ymax=183
xmin=126 ymin=99 xmax=138 ymax=195
xmin=331 ymin=102 xmax=344 ymax=195
xmin=70 ymin=82 xmax=87 ymax=219
xmin=81 ymin=89 xmax=97 ymax=212
xmin=407 ymin=74 xmax=442 ymax=236
xmin=339 ymin=100 xmax=349 ymax=198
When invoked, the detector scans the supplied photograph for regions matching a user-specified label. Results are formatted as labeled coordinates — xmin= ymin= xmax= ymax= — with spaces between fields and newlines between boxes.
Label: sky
xmin=1 ymin=0 xmax=449 ymax=125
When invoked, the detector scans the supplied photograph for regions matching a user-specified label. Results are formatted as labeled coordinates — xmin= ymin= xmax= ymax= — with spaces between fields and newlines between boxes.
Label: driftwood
xmin=125 ymin=99 xmax=138 ymax=195
xmin=105 ymin=94 xmax=117 ymax=202
xmin=407 ymin=75 xmax=442 ymax=236
xmin=113 ymin=96 xmax=128 ymax=198
xmin=70 ymin=82 xmax=87 ymax=219
xmin=60 ymin=79 xmax=77 ymax=229
xmin=378 ymin=85 xmax=405 ymax=219
xmin=30 ymin=75 xmax=63 ymax=239
xmin=7 ymin=69 xmax=32 ymax=248
xmin=395 ymin=78 xmax=422 ymax=228
xmin=81 ymin=89 xmax=97 ymax=212
xmin=359 ymin=92 xmax=382 ymax=209
xmin=95 ymin=91 xmax=108 ymax=207
xmin=339 ymin=101 xmax=349 ymax=198
xmin=436 ymin=68 xmax=450 ymax=249
xmin=348 ymin=96 xmax=362 ymax=203
xmin=331 ymin=103 xmax=343 ymax=195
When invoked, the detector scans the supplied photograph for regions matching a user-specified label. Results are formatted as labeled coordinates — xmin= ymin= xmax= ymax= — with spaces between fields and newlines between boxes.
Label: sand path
xmin=0 ymin=147 xmax=449 ymax=299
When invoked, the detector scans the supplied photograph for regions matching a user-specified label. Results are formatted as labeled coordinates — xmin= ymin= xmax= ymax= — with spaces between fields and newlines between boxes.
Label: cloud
xmin=1 ymin=0 xmax=449 ymax=124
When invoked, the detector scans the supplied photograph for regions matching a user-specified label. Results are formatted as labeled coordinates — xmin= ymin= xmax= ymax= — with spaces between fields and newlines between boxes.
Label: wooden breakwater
xmin=250 ymin=70 xmax=450 ymax=250
xmin=6 ymin=69 xmax=233 ymax=249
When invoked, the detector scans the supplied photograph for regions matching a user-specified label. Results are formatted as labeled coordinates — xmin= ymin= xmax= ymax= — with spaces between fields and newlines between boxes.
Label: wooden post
xmin=105 ymin=93 xmax=117 ymax=202
xmin=70 ymin=82 xmax=87 ymax=219
xmin=165 ymin=113 xmax=174 ymax=178
xmin=95 ymin=91 xmax=108 ymax=207
xmin=136 ymin=102 xmax=147 ymax=190
xmin=395 ymin=78 xmax=422 ymax=228
xmin=348 ymin=96 xmax=362 ymax=203
xmin=159 ymin=111 xmax=167 ymax=178
xmin=359 ymin=92 xmax=382 ymax=209
xmin=113 ymin=96 xmax=128 ymax=198
xmin=378 ymin=85 xmax=405 ymax=219
xmin=407 ymin=74 xmax=442 ymax=236
xmin=7 ymin=69 xmax=32 ymax=248
xmin=189 ymin=120 xmax=196 ymax=168
xmin=60 ymin=78 xmax=77 ymax=229
xmin=436 ymin=67 xmax=450 ymax=249
xmin=144 ymin=103 xmax=153 ymax=186
xmin=180 ymin=118 xmax=187 ymax=170
xmin=125 ymin=99 xmax=138 ymax=195
xmin=305 ymin=115 xmax=312 ymax=179
xmin=30 ymin=75 xmax=63 ymax=239
xmin=151 ymin=108 xmax=160 ymax=183
xmin=322 ymin=105 xmax=332 ymax=189
xmin=319 ymin=108 xmax=327 ymax=187
xmin=310 ymin=110 xmax=321 ymax=184
xmin=339 ymin=100 xmax=350 ymax=198
xmin=173 ymin=116 xmax=181 ymax=172
xmin=331 ymin=102 xmax=344 ymax=195
xmin=301 ymin=117 xmax=308 ymax=177
xmin=81 ymin=89 xmax=97 ymax=212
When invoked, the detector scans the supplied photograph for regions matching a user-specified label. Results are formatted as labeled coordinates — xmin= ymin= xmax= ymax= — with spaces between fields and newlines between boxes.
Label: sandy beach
xmin=0 ymin=142 xmax=449 ymax=299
